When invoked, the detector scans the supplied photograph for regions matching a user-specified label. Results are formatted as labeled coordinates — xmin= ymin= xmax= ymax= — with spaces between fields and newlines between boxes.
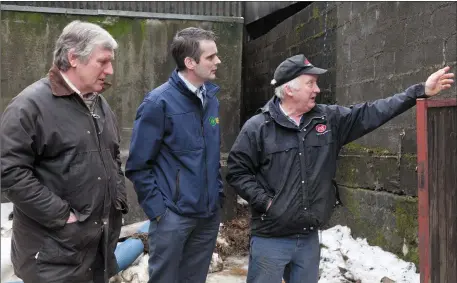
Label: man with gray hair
xmin=1 ymin=20 xmax=128 ymax=283
xmin=227 ymin=54 xmax=454 ymax=283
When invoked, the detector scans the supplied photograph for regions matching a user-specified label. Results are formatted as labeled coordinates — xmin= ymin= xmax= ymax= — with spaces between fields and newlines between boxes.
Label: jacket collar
xmin=48 ymin=65 xmax=111 ymax=97
xmin=260 ymin=96 xmax=324 ymax=129
xmin=169 ymin=69 xmax=220 ymax=99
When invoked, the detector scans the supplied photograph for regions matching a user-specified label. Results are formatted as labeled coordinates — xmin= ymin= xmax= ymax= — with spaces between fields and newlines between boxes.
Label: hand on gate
xmin=425 ymin=66 xmax=454 ymax=97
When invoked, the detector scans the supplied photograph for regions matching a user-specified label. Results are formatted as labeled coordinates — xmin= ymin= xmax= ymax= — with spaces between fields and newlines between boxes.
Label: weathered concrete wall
xmin=0 ymin=11 xmax=243 ymax=223
xmin=242 ymin=1 xmax=456 ymax=265
xmin=242 ymin=2 xmax=337 ymax=124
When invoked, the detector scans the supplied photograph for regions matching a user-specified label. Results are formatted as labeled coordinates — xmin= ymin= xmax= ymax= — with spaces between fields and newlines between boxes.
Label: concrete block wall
xmin=242 ymin=2 xmax=338 ymax=123
xmin=242 ymin=1 xmax=457 ymax=264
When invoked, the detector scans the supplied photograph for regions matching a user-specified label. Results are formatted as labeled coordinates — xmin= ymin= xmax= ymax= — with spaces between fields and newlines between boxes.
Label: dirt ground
xmin=215 ymin=202 xmax=251 ymax=258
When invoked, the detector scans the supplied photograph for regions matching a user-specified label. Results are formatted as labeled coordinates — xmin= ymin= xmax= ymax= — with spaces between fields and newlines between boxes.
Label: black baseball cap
xmin=271 ymin=54 xmax=327 ymax=87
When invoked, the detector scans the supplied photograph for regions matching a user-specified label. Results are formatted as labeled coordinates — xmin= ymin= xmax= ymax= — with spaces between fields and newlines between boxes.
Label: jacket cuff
xmin=142 ymin=198 xmax=167 ymax=221
xmin=55 ymin=209 xmax=71 ymax=230
xmin=114 ymin=197 xmax=129 ymax=214
xmin=412 ymin=83 xmax=427 ymax=98
xmin=257 ymin=194 xmax=272 ymax=213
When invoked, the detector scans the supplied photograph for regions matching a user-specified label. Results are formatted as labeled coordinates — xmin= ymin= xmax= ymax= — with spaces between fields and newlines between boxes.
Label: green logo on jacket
xmin=209 ymin=116 xmax=220 ymax=126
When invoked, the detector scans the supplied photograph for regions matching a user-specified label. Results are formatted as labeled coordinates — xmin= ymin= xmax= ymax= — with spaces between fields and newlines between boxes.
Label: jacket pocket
xmin=65 ymin=153 xmax=106 ymax=215
xmin=167 ymin=112 xmax=203 ymax=152
xmin=36 ymin=222 xmax=101 ymax=283
xmin=284 ymin=209 xmax=320 ymax=230
xmin=37 ymin=222 xmax=101 ymax=265
xmin=37 ymin=225 xmax=81 ymax=266
xmin=262 ymin=183 xmax=287 ymax=221
xmin=305 ymin=131 xmax=334 ymax=171
xmin=173 ymin=168 xmax=181 ymax=203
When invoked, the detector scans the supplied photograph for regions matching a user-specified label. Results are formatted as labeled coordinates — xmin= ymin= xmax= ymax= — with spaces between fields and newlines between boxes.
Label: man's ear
xmin=67 ymin=48 xmax=78 ymax=68
xmin=284 ymin=84 xmax=294 ymax=97
xmin=184 ymin=57 xmax=196 ymax=70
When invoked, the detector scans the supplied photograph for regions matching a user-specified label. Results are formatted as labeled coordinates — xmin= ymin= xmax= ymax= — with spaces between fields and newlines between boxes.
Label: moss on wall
xmin=342 ymin=142 xmax=396 ymax=156
xmin=338 ymin=187 xmax=419 ymax=266
xmin=394 ymin=197 xmax=419 ymax=264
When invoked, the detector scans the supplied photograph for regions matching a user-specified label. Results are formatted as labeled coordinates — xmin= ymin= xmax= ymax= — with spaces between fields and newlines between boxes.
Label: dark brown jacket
xmin=0 ymin=66 xmax=128 ymax=283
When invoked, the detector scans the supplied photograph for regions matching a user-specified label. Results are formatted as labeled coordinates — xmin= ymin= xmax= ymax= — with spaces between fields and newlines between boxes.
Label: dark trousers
xmin=147 ymin=208 xmax=221 ymax=283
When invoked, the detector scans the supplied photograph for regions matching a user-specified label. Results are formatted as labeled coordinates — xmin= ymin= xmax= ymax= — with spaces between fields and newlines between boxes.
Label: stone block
xmin=376 ymin=2 xmax=399 ymax=26
xmin=336 ymin=2 xmax=352 ymax=26
xmin=429 ymin=2 xmax=457 ymax=39
xmin=444 ymin=33 xmax=457 ymax=66
xmin=336 ymin=154 xmax=401 ymax=193
xmin=373 ymin=51 xmax=396 ymax=80
xmin=351 ymin=2 xmax=367 ymax=19
xmin=396 ymin=2 xmax=429 ymax=20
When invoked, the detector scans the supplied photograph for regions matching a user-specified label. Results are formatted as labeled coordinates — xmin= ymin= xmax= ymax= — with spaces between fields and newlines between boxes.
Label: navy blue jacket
xmin=126 ymin=70 xmax=223 ymax=219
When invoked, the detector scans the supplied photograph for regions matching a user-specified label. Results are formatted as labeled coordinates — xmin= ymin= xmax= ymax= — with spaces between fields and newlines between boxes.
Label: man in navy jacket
xmin=126 ymin=27 xmax=223 ymax=283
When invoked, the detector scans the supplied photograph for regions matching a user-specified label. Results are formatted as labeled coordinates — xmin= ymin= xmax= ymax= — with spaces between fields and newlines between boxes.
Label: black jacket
xmin=226 ymin=84 xmax=426 ymax=237
xmin=0 ymin=66 xmax=128 ymax=283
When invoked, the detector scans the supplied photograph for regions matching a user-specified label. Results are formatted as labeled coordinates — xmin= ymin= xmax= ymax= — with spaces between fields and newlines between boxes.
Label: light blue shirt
xmin=178 ymin=72 xmax=206 ymax=106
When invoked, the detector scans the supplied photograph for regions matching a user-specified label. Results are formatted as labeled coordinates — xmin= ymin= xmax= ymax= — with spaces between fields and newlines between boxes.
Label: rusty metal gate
xmin=417 ymin=98 xmax=457 ymax=283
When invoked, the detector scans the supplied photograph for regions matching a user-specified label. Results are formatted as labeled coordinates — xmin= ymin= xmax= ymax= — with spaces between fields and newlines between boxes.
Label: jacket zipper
xmin=300 ymin=115 xmax=327 ymax=212
xmin=73 ymin=94 xmax=111 ymax=280
xmin=200 ymin=109 xmax=210 ymax=212
xmin=174 ymin=168 xmax=180 ymax=203
xmin=185 ymin=89 xmax=210 ymax=213
xmin=89 ymin=98 xmax=111 ymax=282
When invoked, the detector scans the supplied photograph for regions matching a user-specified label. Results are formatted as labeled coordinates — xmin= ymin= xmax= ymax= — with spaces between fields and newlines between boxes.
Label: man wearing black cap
xmin=226 ymin=54 xmax=454 ymax=283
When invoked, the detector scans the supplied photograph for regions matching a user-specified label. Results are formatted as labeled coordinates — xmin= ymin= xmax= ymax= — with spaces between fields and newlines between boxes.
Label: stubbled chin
xmin=91 ymin=86 xmax=102 ymax=93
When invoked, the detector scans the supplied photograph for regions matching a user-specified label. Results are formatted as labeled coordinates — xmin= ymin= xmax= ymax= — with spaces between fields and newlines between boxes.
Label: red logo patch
xmin=304 ymin=58 xmax=311 ymax=65
xmin=315 ymin=124 xmax=327 ymax=133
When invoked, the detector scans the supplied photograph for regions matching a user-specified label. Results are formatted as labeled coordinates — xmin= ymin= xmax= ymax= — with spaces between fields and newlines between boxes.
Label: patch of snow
xmin=1 ymin=202 xmax=13 ymax=237
xmin=206 ymin=272 xmax=246 ymax=283
xmin=1 ymin=202 xmax=20 ymax=282
xmin=119 ymin=253 xmax=149 ymax=283
xmin=237 ymin=196 xmax=248 ymax=206
xmin=208 ymin=253 xmax=224 ymax=273
xmin=216 ymin=237 xmax=229 ymax=248
xmin=1 ymin=237 xmax=16 ymax=281
xmin=318 ymin=225 xmax=419 ymax=283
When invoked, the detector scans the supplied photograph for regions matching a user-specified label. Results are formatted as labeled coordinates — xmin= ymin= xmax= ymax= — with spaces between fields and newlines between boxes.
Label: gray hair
xmin=53 ymin=20 xmax=118 ymax=71
xmin=274 ymin=77 xmax=300 ymax=99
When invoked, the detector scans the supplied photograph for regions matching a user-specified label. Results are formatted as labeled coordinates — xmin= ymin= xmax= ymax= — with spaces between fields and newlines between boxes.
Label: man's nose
xmin=105 ymin=62 xmax=114 ymax=75
xmin=215 ymin=56 xmax=221 ymax=65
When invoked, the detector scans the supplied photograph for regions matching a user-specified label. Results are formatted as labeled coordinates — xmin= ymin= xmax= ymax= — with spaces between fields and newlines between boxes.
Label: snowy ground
xmin=1 ymin=203 xmax=419 ymax=283
xmin=1 ymin=202 xmax=19 ymax=282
